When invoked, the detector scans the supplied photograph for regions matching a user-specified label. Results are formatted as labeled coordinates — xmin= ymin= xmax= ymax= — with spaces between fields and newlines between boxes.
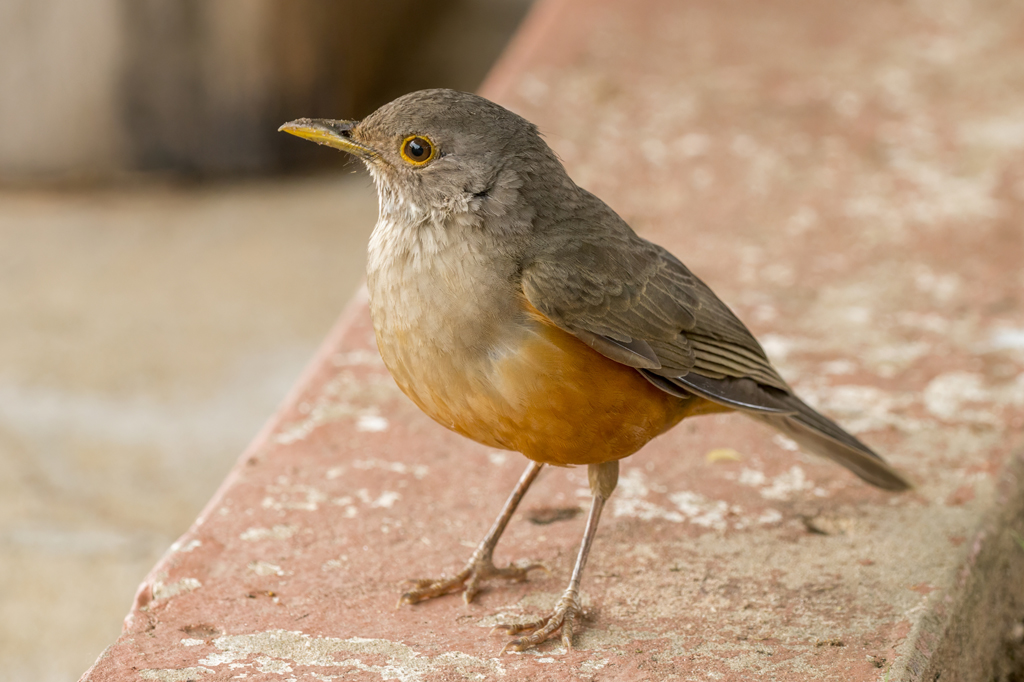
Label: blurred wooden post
xmin=0 ymin=0 xmax=427 ymax=178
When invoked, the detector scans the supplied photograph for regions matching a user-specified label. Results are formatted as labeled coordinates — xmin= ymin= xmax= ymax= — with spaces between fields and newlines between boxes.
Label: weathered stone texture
xmin=82 ymin=0 xmax=1024 ymax=679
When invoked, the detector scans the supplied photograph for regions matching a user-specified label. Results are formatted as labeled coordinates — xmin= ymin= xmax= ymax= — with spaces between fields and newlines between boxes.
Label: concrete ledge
xmin=914 ymin=454 xmax=1024 ymax=681
xmin=82 ymin=0 xmax=1024 ymax=679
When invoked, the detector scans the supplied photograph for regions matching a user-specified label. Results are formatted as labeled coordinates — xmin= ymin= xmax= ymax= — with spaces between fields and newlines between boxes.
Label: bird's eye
xmin=400 ymin=135 xmax=436 ymax=166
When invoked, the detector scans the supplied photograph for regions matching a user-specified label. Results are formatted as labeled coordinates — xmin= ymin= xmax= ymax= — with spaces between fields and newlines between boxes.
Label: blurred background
xmin=0 ymin=0 xmax=532 ymax=679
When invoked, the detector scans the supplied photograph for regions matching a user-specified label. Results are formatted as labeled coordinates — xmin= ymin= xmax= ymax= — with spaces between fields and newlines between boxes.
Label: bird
xmin=279 ymin=88 xmax=910 ymax=653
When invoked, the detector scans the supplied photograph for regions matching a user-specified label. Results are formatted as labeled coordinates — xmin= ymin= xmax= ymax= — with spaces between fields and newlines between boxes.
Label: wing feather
xmin=520 ymin=208 xmax=788 ymax=407
xmin=517 ymin=189 xmax=908 ymax=491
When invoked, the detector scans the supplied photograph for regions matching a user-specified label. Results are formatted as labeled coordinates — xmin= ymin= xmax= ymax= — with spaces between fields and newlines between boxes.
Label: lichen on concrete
xmin=174 ymin=629 xmax=509 ymax=681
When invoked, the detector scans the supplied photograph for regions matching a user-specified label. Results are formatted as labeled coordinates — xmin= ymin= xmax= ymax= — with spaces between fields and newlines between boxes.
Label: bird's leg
xmin=399 ymin=461 xmax=546 ymax=605
xmin=496 ymin=460 xmax=619 ymax=653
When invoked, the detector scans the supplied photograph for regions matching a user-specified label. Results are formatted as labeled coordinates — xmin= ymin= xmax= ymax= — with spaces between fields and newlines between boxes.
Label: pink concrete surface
xmin=82 ymin=0 xmax=1024 ymax=680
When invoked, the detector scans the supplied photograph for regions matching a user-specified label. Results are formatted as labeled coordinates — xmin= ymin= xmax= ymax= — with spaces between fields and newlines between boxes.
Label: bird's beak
xmin=278 ymin=118 xmax=377 ymax=160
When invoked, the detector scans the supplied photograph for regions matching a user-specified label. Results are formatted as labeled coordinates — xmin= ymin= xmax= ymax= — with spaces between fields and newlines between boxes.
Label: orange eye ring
xmin=400 ymin=135 xmax=437 ymax=166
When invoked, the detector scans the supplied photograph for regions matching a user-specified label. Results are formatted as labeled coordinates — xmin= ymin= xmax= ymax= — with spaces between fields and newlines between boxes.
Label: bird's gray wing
xmin=520 ymin=216 xmax=793 ymax=413
xmin=520 ymin=207 xmax=910 ymax=492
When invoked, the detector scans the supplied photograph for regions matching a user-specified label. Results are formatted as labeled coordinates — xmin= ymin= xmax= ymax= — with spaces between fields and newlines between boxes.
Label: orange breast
xmin=481 ymin=315 xmax=728 ymax=465
xmin=379 ymin=301 xmax=730 ymax=467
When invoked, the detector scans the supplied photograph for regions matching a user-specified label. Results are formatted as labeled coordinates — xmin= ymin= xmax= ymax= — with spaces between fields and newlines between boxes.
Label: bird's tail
xmin=754 ymin=395 xmax=911 ymax=491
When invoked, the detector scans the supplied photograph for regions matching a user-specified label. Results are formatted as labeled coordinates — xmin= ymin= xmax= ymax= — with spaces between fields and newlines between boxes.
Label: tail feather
xmin=755 ymin=396 xmax=911 ymax=491
xmin=643 ymin=366 xmax=911 ymax=491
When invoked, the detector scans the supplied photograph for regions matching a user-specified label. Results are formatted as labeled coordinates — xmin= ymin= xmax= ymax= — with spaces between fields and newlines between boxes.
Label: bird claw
xmin=495 ymin=593 xmax=581 ymax=653
xmin=398 ymin=558 xmax=545 ymax=606
xmin=491 ymin=616 xmax=546 ymax=637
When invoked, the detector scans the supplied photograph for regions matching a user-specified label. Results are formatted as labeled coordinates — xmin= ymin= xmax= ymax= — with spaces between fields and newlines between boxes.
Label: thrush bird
xmin=280 ymin=89 xmax=910 ymax=652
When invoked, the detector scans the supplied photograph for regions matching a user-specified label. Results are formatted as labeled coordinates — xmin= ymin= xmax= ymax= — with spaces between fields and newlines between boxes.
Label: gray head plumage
xmin=281 ymin=89 xmax=568 ymax=229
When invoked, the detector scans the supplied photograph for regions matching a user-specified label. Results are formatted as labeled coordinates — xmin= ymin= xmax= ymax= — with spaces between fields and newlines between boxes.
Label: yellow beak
xmin=278 ymin=118 xmax=377 ymax=160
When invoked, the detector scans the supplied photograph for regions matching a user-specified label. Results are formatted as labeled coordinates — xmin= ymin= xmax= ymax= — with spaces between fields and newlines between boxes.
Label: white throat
xmin=365 ymin=168 xmax=482 ymax=277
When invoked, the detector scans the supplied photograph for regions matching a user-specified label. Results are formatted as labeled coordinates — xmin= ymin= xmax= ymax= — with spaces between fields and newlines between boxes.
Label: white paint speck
xmin=759 ymin=335 xmax=794 ymax=362
xmin=772 ymin=434 xmax=799 ymax=452
xmin=261 ymin=485 xmax=327 ymax=512
xmin=240 ymin=525 xmax=297 ymax=542
xmin=923 ymin=372 xmax=990 ymax=421
xmin=248 ymin=561 xmax=285 ymax=577
xmin=797 ymin=382 xmax=920 ymax=434
xmin=275 ymin=370 xmax=400 ymax=445
xmin=991 ymin=328 xmax=1024 ymax=350
xmin=356 ymin=415 xmax=389 ymax=432
xmin=612 ymin=469 xmax=685 ymax=522
xmin=371 ymin=491 xmax=401 ymax=509
xmin=152 ymin=577 xmax=202 ymax=601
xmin=170 ymin=538 xmax=202 ymax=553
xmin=821 ymin=359 xmax=856 ymax=375
xmin=668 ymin=491 xmax=730 ymax=531
xmin=738 ymin=468 xmax=767 ymax=487
xmin=139 ymin=667 xmax=214 ymax=681
xmin=353 ymin=459 xmax=428 ymax=479
xmin=614 ymin=469 xmax=736 ymax=530
xmin=739 ymin=466 xmax=813 ymax=501
xmin=760 ymin=466 xmax=813 ymax=501
xmin=580 ymin=658 xmax=610 ymax=673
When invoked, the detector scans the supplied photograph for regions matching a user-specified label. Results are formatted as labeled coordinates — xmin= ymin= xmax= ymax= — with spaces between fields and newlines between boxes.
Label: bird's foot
xmin=398 ymin=555 xmax=546 ymax=606
xmin=494 ymin=589 xmax=581 ymax=653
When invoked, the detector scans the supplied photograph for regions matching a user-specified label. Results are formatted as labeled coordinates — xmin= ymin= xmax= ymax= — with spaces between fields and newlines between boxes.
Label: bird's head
xmin=280 ymin=89 xmax=562 ymax=227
